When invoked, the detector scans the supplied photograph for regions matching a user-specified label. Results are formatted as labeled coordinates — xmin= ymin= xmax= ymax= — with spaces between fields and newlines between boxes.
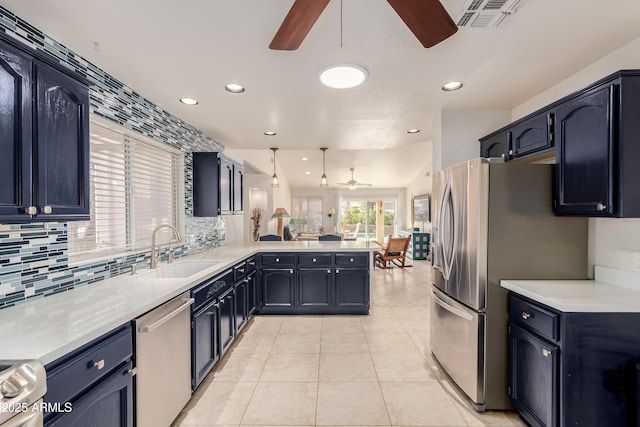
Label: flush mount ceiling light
xmin=407 ymin=129 xmax=420 ymax=134
xmin=442 ymin=81 xmax=463 ymax=91
xmin=320 ymin=147 xmax=329 ymax=188
xmin=319 ymin=64 xmax=368 ymax=89
xmin=179 ymin=97 xmax=198 ymax=105
xmin=270 ymin=147 xmax=279 ymax=188
xmin=225 ymin=83 xmax=245 ymax=93
xmin=264 ymin=131 xmax=277 ymax=136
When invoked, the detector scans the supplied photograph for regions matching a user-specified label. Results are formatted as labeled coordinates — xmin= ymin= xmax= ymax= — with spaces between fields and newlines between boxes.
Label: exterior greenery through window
xmin=68 ymin=123 xmax=181 ymax=258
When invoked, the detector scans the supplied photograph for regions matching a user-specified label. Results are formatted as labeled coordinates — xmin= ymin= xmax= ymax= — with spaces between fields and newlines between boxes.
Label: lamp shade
xmin=271 ymin=208 xmax=290 ymax=219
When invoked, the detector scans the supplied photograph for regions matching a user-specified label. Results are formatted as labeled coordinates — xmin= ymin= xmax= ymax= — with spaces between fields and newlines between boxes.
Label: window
xmin=68 ymin=123 xmax=181 ymax=258
xmin=291 ymin=197 xmax=323 ymax=233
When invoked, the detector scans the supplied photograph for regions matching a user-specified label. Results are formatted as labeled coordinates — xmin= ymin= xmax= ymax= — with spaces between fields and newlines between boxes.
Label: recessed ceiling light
xmin=302 ymin=157 xmax=308 ymax=161
xmin=179 ymin=97 xmax=198 ymax=105
xmin=225 ymin=83 xmax=245 ymax=93
xmin=305 ymin=171 xmax=311 ymax=175
xmin=319 ymin=64 xmax=368 ymax=89
xmin=264 ymin=131 xmax=277 ymax=136
xmin=407 ymin=129 xmax=420 ymax=134
xmin=442 ymin=81 xmax=463 ymax=91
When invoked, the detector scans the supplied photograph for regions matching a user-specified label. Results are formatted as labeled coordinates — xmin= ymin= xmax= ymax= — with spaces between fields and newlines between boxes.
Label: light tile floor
xmin=173 ymin=261 xmax=526 ymax=427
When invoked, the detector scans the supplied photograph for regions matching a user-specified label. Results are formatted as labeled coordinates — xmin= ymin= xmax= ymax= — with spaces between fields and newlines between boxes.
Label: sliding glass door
xmin=338 ymin=197 xmax=397 ymax=241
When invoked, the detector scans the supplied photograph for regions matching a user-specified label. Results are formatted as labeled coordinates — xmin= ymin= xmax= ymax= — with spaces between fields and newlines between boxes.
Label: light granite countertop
xmin=0 ymin=240 xmax=380 ymax=364
xmin=501 ymin=266 xmax=640 ymax=313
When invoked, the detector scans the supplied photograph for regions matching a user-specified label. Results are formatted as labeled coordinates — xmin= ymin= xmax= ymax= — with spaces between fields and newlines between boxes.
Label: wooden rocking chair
xmin=374 ymin=235 xmax=412 ymax=269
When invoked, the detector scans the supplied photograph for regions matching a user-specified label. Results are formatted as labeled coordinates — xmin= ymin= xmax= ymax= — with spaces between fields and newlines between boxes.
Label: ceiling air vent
xmin=456 ymin=0 xmax=526 ymax=28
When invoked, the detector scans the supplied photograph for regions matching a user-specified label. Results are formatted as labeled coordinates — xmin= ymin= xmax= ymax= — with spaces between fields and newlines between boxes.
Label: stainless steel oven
xmin=0 ymin=360 xmax=46 ymax=427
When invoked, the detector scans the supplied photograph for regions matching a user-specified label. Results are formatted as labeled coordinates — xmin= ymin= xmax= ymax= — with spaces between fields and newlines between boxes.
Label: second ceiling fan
xmin=336 ymin=168 xmax=372 ymax=190
xmin=270 ymin=0 xmax=458 ymax=50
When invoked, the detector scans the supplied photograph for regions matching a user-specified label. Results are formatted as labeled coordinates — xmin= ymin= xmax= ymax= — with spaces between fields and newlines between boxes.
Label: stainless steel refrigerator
xmin=430 ymin=158 xmax=588 ymax=410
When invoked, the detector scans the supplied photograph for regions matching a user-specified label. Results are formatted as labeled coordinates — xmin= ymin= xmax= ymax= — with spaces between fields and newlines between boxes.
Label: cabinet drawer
xmin=45 ymin=325 xmax=133 ymax=407
xmin=233 ymin=261 xmax=248 ymax=282
xmin=298 ymin=253 xmax=332 ymax=266
xmin=510 ymin=295 xmax=559 ymax=341
xmin=335 ymin=253 xmax=369 ymax=266
xmin=261 ymin=253 xmax=295 ymax=267
xmin=191 ymin=270 xmax=233 ymax=310
xmin=246 ymin=256 xmax=257 ymax=273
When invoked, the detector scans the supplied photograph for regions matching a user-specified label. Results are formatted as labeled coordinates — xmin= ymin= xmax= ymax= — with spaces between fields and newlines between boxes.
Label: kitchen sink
xmin=144 ymin=261 xmax=217 ymax=279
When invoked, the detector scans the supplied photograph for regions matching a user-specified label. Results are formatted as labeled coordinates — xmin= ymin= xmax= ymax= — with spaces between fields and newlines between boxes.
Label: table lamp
xmin=271 ymin=208 xmax=290 ymax=236
xmin=289 ymin=218 xmax=307 ymax=233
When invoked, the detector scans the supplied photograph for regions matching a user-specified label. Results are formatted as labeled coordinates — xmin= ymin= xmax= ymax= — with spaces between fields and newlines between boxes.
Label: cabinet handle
xmin=336 ymin=269 xmax=340 ymax=274
xmin=521 ymin=312 xmax=531 ymax=320
xmin=205 ymin=311 xmax=216 ymax=316
xmin=215 ymin=303 xmax=220 ymax=308
xmin=249 ymin=261 xmax=256 ymax=266
xmin=596 ymin=203 xmax=607 ymax=211
xmin=237 ymin=268 xmax=245 ymax=273
xmin=25 ymin=206 xmax=37 ymax=215
xmin=327 ymin=269 xmax=331 ymax=274
xmin=313 ymin=258 xmax=317 ymax=263
xmin=244 ymin=278 xmax=250 ymax=283
xmin=542 ymin=349 xmax=551 ymax=357
xmin=127 ymin=367 xmax=138 ymax=376
xmin=41 ymin=205 xmax=52 ymax=214
xmin=275 ymin=258 xmax=279 ymax=263
xmin=290 ymin=269 xmax=294 ymax=274
xmin=508 ymin=149 xmax=514 ymax=155
xmin=501 ymin=153 xmax=505 ymax=159
xmin=350 ymin=258 xmax=354 ymax=262
xmin=93 ymin=359 xmax=105 ymax=370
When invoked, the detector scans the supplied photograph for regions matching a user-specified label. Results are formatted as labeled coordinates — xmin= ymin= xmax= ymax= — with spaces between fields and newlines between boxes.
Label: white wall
xmin=224 ymin=149 xmax=292 ymax=240
xmin=432 ymin=110 xmax=511 ymax=172
xmin=511 ymin=35 xmax=640 ymax=274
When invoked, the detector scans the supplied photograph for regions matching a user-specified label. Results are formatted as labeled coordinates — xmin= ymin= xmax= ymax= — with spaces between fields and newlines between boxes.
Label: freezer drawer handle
xmin=521 ymin=312 xmax=532 ymax=320
xmin=138 ymin=297 xmax=195 ymax=333
xmin=432 ymin=290 xmax=473 ymax=321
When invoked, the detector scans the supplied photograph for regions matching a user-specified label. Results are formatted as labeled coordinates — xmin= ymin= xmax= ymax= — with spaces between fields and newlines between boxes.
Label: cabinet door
xmin=218 ymin=288 xmax=235 ymax=355
xmin=0 ymin=42 xmax=32 ymax=221
xmin=192 ymin=300 xmax=219 ymax=390
xmin=34 ymin=61 xmax=90 ymax=221
xmin=334 ymin=268 xmax=369 ymax=313
xmin=479 ymin=131 xmax=508 ymax=159
xmin=233 ymin=164 xmax=243 ymax=213
xmin=192 ymin=152 xmax=220 ymax=217
xmin=247 ymin=271 xmax=257 ymax=316
xmin=261 ymin=268 xmax=296 ymax=310
xmin=219 ymin=157 xmax=234 ymax=214
xmin=234 ymin=280 xmax=248 ymax=333
xmin=509 ymin=323 xmax=559 ymax=427
xmin=555 ymin=85 xmax=615 ymax=216
xmin=298 ymin=268 xmax=332 ymax=310
xmin=46 ymin=362 xmax=133 ymax=427
xmin=511 ymin=113 xmax=553 ymax=159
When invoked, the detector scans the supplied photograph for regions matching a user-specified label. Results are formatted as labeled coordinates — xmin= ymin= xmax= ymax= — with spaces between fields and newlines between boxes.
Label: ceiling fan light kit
xmin=319 ymin=64 xmax=368 ymax=89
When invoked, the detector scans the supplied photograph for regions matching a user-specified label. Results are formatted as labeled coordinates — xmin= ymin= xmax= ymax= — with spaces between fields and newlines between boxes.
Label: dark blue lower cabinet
xmin=219 ymin=288 xmax=235 ymax=355
xmin=509 ymin=323 xmax=558 ymax=427
xmin=260 ymin=268 xmax=296 ymax=311
xmin=298 ymin=268 xmax=332 ymax=311
xmin=46 ymin=361 xmax=133 ymax=427
xmin=334 ymin=268 xmax=369 ymax=314
xmin=192 ymin=299 xmax=219 ymax=390
xmin=234 ymin=279 xmax=248 ymax=333
xmin=247 ymin=271 xmax=257 ymax=316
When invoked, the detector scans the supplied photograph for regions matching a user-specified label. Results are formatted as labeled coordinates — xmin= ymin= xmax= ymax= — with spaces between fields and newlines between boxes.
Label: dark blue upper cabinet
xmin=0 ymin=40 xmax=32 ymax=219
xmin=0 ymin=33 xmax=90 ymax=223
xmin=509 ymin=113 xmax=553 ymax=160
xmin=555 ymin=84 xmax=615 ymax=216
xmin=34 ymin=62 xmax=90 ymax=221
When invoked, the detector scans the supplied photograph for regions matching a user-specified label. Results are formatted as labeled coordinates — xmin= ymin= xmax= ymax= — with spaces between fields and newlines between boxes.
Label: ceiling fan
xmin=337 ymin=168 xmax=373 ymax=190
xmin=269 ymin=0 xmax=458 ymax=50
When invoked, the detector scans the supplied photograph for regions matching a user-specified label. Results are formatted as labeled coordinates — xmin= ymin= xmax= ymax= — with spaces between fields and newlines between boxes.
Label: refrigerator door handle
xmin=432 ymin=288 xmax=473 ymax=321
xmin=440 ymin=180 xmax=455 ymax=280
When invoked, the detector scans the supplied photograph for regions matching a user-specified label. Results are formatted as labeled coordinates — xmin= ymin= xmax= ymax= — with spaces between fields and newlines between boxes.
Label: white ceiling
xmin=3 ymin=0 xmax=640 ymax=188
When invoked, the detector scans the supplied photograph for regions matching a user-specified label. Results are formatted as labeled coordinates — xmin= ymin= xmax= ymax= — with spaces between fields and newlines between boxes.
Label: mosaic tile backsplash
xmin=0 ymin=218 xmax=225 ymax=309
xmin=0 ymin=7 xmax=230 ymax=309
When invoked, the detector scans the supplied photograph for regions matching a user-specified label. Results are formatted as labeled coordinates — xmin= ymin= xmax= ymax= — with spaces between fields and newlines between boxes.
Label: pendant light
xmin=320 ymin=147 xmax=329 ymax=188
xmin=270 ymin=147 xmax=280 ymax=188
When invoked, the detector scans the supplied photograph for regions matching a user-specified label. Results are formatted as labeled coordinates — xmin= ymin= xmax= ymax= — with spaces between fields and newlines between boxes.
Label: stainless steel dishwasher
xmin=134 ymin=291 xmax=193 ymax=427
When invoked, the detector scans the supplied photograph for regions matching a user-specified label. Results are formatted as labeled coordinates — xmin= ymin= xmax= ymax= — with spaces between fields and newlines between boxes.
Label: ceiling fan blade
xmin=386 ymin=0 xmax=458 ymax=48
xmin=270 ymin=0 xmax=331 ymax=50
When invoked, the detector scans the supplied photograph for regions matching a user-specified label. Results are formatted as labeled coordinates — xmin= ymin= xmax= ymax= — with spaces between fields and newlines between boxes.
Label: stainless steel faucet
xmin=150 ymin=224 xmax=183 ymax=269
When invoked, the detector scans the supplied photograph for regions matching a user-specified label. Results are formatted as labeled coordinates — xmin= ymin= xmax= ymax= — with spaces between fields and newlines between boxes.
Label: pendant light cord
xmin=340 ymin=0 xmax=343 ymax=48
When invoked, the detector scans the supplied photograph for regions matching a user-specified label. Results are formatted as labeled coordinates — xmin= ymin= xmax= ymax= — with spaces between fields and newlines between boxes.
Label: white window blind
xmin=291 ymin=197 xmax=323 ymax=232
xmin=68 ymin=124 xmax=180 ymax=257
